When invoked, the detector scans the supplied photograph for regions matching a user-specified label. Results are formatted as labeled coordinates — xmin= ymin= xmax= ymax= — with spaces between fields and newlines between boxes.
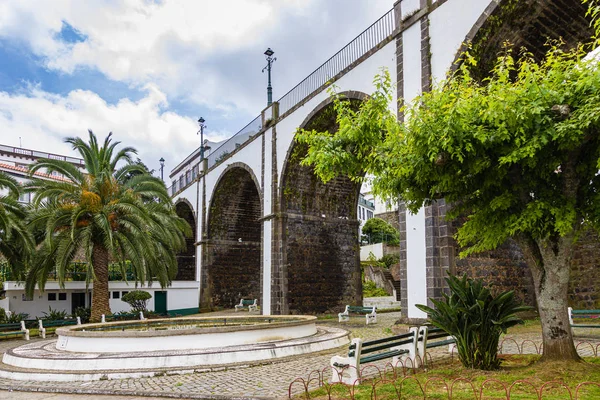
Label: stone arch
xmin=450 ymin=0 xmax=593 ymax=80
xmin=174 ymin=199 xmax=197 ymax=281
xmin=278 ymin=91 xmax=368 ymax=314
xmin=202 ymin=164 xmax=262 ymax=310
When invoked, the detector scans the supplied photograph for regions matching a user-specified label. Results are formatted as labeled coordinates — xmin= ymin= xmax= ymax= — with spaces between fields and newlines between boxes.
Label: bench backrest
xmin=347 ymin=306 xmax=375 ymax=314
xmin=241 ymin=299 xmax=256 ymax=306
xmin=350 ymin=330 xmax=415 ymax=358
xmin=568 ymin=307 xmax=600 ymax=325
xmin=0 ymin=322 xmax=23 ymax=332
xmin=41 ymin=319 xmax=78 ymax=328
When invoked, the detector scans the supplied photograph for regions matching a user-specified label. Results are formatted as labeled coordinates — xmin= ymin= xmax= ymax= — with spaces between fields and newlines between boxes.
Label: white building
xmin=0 ymin=143 xmax=199 ymax=318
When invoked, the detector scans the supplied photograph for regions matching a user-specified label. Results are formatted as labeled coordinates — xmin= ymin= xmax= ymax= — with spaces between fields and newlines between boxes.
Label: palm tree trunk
xmin=91 ymin=245 xmax=112 ymax=322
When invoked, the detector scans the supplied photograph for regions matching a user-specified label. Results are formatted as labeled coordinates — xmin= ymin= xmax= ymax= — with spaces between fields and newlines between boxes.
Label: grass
xmin=298 ymin=356 xmax=600 ymax=399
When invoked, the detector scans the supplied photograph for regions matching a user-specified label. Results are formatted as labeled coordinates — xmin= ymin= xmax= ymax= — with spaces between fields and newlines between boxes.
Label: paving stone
xmin=0 ymin=311 xmax=596 ymax=400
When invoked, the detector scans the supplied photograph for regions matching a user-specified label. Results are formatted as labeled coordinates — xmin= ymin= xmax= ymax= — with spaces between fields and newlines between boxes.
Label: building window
xmin=192 ymin=165 xmax=198 ymax=180
xmin=112 ymin=291 xmax=120 ymax=299
xmin=48 ymin=293 xmax=57 ymax=301
xmin=179 ymin=175 xmax=184 ymax=188
xmin=18 ymin=192 xmax=30 ymax=203
xmin=58 ymin=293 xmax=67 ymax=301
xmin=122 ymin=291 xmax=129 ymax=297
xmin=185 ymin=170 xmax=191 ymax=185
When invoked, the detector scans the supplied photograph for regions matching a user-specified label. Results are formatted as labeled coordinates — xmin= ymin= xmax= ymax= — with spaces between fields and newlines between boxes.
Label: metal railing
xmin=168 ymin=8 xmax=396 ymax=197
xmin=276 ymin=8 xmax=395 ymax=115
xmin=0 ymin=144 xmax=85 ymax=166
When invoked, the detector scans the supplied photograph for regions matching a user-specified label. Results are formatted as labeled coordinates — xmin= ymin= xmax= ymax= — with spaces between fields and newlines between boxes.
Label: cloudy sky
xmin=0 ymin=0 xmax=392 ymax=178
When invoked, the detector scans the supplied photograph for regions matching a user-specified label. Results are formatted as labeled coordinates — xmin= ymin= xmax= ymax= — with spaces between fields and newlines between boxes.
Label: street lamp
xmin=159 ymin=157 xmax=165 ymax=181
xmin=197 ymin=117 xmax=206 ymax=161
xmin=262 ymin=48 xmax=276 ymax=106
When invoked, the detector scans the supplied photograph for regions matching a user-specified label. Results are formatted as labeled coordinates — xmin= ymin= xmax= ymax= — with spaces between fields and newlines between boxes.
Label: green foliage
xmin=72 ymin=307 xmax=91 ymax=323
xmin=0 ymin=171 xmax=34 ymax=279
xmin=379 ymin=253 xmax=399 ymax=268
xmin=40 ymin=306 xmax=69 ymax=321
xmin=25 ymin=131 xmax=191 ymax=320
xmin=417 ymin=273 xmax=531 ymax=370
xmin=121 ymin=290 xmax=152 ymax=312
xmin=361 ymin=218 xmax=399 ymax=245
xmin=4 ymin=312 xmax=29 ymax=323
xmin=362 ymin=280 xmax=388 ymax=297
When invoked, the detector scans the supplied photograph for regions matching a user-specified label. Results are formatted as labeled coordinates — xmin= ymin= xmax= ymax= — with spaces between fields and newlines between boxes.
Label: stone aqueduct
xmin=169 ymin=0 xmax=595 ymax=318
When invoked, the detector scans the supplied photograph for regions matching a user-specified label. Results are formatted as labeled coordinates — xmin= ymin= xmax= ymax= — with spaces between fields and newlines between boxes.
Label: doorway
xmin=71 ymin=292 xmax=86 ymax=314
xmin=155 ymin=291 xmax=167 ymax=315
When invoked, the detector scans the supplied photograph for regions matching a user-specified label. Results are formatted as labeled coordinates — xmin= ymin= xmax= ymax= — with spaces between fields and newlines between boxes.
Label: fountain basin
xmin=55 ymin=315 xmax=317 ymax=353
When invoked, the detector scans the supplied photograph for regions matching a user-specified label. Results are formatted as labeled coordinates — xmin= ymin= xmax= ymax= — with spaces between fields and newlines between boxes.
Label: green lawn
xmin=298 ymin=356 xmax=600 ymax=399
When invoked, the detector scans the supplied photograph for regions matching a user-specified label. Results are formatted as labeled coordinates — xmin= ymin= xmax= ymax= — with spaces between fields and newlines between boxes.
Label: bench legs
xmin=365 ymin=313 xmax=377 ymax=325
xmin=330 ymin=338 xmax=362 ymax=385
xmin=338 ymin=312 xmax=349 ymax=323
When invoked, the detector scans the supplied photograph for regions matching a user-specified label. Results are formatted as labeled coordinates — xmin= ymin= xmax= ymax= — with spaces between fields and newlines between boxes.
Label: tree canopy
xmin=26 ymin=131 xmax=191 ymax=321
xmin=362 ymin=217 xmax=399 ymax=245
xmin=297 ymin=37 xmax=600 ymax=361
xmin=0 ymin=171 xmax=34 ymax=277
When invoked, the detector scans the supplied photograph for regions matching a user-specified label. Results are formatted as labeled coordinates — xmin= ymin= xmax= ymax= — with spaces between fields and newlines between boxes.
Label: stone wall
xmin=569 ymin=230 xmax=600 ymax=309
xmin=202 ymin=167 xmax=262 ymax=309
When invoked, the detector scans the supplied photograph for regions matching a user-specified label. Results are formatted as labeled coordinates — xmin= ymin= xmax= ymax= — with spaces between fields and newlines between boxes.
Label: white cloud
xmin=0 ymin=85 xmax=230 ymax=176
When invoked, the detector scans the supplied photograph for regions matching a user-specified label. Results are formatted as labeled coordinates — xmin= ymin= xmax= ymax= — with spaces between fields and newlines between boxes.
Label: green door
xmin=155 ymin=291 xmax=167 ymax=315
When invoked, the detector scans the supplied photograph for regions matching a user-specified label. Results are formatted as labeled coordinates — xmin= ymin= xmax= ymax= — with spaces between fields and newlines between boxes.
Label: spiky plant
xmin=26 ymin=131 xmax=190 ymax=322
xmin=417 ymin=273 xmax=532 ymax=370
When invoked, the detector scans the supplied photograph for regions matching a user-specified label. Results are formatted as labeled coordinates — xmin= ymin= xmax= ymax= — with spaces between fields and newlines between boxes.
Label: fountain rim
xmin=55 ymin=315 xmax=317 ymax=338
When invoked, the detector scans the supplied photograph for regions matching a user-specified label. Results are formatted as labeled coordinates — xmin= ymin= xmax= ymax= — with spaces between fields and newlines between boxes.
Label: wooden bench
xmin=330 ymin=327 xmax=418 ymax=384
xmin=338 ymin=305 xmax=377 ymax=325
xmin=101 ymin=311 xmax=145 ymax=323
xmin=235 ymin=299 xmax=258 ymax=312
xmin=38 ymin=317 xmax=81 ymax=338
xmin=568 ymin=307 xmax=600 ymax=331
xmin=0 ymin=321 xmax=29 ymax=341
xmin=416 ymin=326 xmax=456 ymax=366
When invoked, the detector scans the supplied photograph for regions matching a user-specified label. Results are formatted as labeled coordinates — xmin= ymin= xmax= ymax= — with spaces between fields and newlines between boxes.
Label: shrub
xmin=40 ymin=306 xmax=68 ymax=321
xmin=416 ymin=273 xmax=531 ymax=370
xmin=6 ymin=312 xmax=28 ymax=323
xmin=121 ymin=290 xmax=152 ymax=312
xmin=363 ymin=280 xmax=388 ymax=297
xmin=379 ymin=254 xmax=399 ymax=268
xmin=72 ymin=307 xmax=91 ymax=323
xmin=0 ymin=308 xmax=6 ymax=323
xmin=361 ymin=218 xmax=400 ymax=245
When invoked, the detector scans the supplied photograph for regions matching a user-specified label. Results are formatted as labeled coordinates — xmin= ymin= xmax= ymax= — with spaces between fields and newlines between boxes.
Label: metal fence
xmin=169 ymin=8 xmax=396 ymax=197
xmin=277 ymin=8 xmax=395 ymax=115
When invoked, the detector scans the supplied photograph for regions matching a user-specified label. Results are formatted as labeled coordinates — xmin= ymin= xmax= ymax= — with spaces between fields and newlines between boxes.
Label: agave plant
xmin=416 ymin=273 xmax=532 ymax=370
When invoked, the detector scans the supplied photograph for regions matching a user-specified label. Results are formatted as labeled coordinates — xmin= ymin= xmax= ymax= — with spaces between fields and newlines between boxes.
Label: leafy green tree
xmin=121 ymin=290 xmax=152 ymax=312
xmin=0 ymin=171 xmax=34 ymax=277
xmin=26 ymin=131 xmax=191 ymax=322
xmin=297 ymin=38 xmax=600 ymax=361
xmin=361 ymin=217 xmax=399 ymax=245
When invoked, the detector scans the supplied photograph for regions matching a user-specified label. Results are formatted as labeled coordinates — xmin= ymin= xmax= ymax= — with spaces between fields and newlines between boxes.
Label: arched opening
xmin=457 ymin=0 xmax=593 ymax=81
xmin=280 ymin=95 xmax=365 ymax=314
xmin=174 ymin=200 xmax=196 ymax=281
xmin=203 ymin=166 xmax=262 ymax=310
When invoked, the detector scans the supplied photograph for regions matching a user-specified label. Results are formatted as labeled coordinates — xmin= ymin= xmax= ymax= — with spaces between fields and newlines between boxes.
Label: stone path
xmin=0 ymin=312 xmax=596 ymax=400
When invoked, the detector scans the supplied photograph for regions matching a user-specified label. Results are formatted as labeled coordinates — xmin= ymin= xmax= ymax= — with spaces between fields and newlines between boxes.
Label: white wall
xmin=360 ymin=243 xmax=384 ymax=261
xmin=429 ymin=0 xmax=493 ymax=83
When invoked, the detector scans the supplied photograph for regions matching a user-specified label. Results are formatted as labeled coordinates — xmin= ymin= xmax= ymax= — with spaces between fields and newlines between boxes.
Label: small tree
xmin=362 ymin=218 xmax=399 ymax=245
xmin=121 ymin=290 xmax=152 ymax=312
xmin=297 ymin=34 xmax=600 ymax=360
xmin=417 ymin=273 xmax=530 ymax=370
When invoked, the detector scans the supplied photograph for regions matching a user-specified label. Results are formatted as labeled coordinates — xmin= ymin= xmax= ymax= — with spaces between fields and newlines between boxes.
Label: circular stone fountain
xmin=0 ymin=315 xmax=349 ymax=381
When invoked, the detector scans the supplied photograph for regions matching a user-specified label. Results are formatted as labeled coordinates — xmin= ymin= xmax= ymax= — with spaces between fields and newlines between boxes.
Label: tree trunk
xmin=91 ymin=245 xmax=112 ymax=322
xmin=521 ymin=236 xmax=581 ymax=362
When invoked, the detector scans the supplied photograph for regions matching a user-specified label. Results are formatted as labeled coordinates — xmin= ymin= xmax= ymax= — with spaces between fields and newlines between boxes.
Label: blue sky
xmin=0 ymin=1 xmax=392 ymax=176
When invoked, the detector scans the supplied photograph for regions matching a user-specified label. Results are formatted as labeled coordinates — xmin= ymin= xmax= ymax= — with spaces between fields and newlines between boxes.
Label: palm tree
xmin=0 ymin=171 xmax=34 ymax=278
xmin=26 ymin=131 xmax=190 ymax=321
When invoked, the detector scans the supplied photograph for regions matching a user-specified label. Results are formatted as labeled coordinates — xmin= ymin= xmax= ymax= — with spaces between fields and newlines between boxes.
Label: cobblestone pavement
xmin=0 ymin=312 xmax=597 ymax=400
